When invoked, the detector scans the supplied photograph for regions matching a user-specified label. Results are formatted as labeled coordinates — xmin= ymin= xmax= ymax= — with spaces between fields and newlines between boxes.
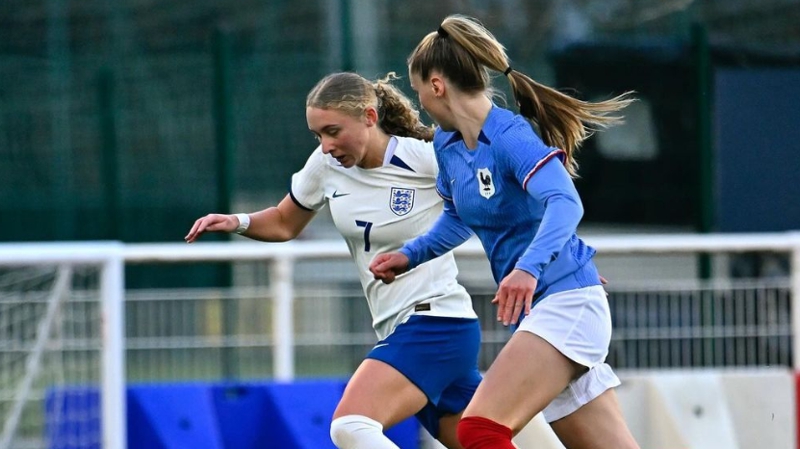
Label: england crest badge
xmin=390 ymin=187 xmax=415 ymax=216
xmin=477 ymin=168 xmax=495 ymax=199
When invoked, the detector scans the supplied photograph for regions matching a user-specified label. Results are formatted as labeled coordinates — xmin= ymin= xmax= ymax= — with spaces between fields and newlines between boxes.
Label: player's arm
xmin=514 ymin=158 xmax=583 ymax=278
xmin=492 ymin=157 xmax=583 ymax=325
xmin=185 ymin=194 xmax=316 ymax=243
xmin=243 ymin=195 xmax=317 ymax=241
xmin=370 ymin=199 xmax=473 ymax=284
xmin=399 ymin=199 xmax=474 ymax=269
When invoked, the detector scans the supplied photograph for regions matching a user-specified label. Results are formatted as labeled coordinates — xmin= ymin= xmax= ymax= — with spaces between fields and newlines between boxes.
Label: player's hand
xmin=599 ymin=275 xmax=610 ymax=296
xmin=184 ymin=214 xmax=239 ymax=243
xmin=493 ymin=269 xmax=537 ymax=326
xmin=369 ymin=252 xmax=410 ymax=284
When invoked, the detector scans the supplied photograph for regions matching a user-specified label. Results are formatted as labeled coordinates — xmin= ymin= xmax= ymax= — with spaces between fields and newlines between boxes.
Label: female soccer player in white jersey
xmin=185 ymin=72 xmax=480 ymax=449
xmin=369 ymin=15 xmax=641 ymax=449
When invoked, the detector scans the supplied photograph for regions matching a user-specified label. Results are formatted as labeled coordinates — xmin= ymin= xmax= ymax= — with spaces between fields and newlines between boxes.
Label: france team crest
xmin=477 ymin=168 xmax=495 ymax=199
xmin=390 ymin=187 xmax=415 ymax=216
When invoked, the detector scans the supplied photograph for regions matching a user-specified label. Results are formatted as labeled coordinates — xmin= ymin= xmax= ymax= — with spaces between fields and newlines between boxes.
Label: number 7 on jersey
xmin=356 ymin=220 xmax=373 ymax=252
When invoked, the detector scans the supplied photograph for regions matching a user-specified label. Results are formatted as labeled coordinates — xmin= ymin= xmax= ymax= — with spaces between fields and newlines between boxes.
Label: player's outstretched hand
xmin=185 ymin=214 xmax=239 ymax=243
xmin=369 ymin=252 xmax=410 ymax=284
xmin=492 ymin=269 xmax=537 ymax=326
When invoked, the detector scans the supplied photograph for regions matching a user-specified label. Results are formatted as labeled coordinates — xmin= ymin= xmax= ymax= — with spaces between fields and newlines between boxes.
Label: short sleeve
xmin=289 ymin=147 xmax=329 ymax=211
xmin=423 ymin=141 xmax=440 ymax=178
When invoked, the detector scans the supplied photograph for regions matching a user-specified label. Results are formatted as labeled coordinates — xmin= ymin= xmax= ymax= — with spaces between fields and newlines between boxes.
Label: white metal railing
xmin=121 ymin=231 xmax=800 ymax=374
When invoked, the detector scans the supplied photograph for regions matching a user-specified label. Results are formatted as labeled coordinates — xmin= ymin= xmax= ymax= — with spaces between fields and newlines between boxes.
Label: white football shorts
xmin=515 ymin=285 xmax=621 ymax=422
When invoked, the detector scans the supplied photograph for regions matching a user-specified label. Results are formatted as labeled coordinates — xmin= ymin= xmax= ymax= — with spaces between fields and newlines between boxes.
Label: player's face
xmin=307 ymin=107 xmax=371 ymax=168
xmin=409 ymin=70 xmax=455 ymax=131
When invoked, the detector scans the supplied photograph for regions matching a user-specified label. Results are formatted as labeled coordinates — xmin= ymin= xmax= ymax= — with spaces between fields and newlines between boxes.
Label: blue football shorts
xmin=366 ymin=314 xmax=482 ymax=438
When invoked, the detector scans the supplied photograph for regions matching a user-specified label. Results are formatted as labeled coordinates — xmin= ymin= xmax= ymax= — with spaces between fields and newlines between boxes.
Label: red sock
xmin=457 ymin=416 xmax=515 ymax=449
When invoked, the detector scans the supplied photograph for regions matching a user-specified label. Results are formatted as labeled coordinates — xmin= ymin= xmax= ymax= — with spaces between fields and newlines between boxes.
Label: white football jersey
xmin=291 ymin=136 xmax=476 ymax=340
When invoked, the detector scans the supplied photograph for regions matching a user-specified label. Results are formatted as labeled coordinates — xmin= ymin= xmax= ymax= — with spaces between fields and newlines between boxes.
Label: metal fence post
xmin=101 ymin=243 xmax=127 ymax=449
xmin=271 ymin=256 xmax=295 ymax=381
xmin=791 ymin=233 xmax=800 ymax=371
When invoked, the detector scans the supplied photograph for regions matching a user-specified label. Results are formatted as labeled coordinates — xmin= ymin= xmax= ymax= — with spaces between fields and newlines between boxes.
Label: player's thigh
xmin=550 ymin=389 xmax=639 ymax=449
xmin=463 ymin=331 xmax=579 ymax=433
xmin=334 ymin=358 xmax=428 ymax=428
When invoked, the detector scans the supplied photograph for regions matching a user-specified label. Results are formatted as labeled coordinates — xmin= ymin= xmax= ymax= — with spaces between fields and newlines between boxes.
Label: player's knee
xmin=457 ymin=416 xmax=514 ymax=449
xmin=330 ymin=414 xmax=386 ymax=449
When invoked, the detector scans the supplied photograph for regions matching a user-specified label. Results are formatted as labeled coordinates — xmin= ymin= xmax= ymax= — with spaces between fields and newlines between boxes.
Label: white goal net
xmin=0 ymin=244 xmax=125 ymax=449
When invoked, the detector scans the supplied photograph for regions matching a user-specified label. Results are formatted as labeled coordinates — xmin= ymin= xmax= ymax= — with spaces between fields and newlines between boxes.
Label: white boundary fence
xmin=1 ymin=231 xmax=800 ymax=449
xmin=123 ymin=231 xmax=800 ymax=375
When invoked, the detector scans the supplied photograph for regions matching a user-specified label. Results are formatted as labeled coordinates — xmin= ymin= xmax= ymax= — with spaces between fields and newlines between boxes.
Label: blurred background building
xmin=2 ymin=0 xmax=799 ymax=251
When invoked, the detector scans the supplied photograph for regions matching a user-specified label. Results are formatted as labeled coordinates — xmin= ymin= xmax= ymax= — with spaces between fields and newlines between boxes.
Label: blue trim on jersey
xmin=366 ymin=315 xmax=482 ymax=437
xmin=289 ymin=190 xmax=314 ymax=211
xmin=389 ymin=155 xmax=415 ymax=172
xmin=405 ymin=105 xmax=600 ymax=298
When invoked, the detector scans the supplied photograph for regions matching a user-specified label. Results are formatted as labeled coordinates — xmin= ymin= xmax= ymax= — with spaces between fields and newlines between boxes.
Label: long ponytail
xmin=409 ymin=14 xmax=634 ymax=176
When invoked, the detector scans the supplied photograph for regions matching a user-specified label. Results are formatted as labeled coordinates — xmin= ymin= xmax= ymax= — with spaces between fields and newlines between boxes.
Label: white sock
xmin=330 ymin=415 xmax=400 ymax=449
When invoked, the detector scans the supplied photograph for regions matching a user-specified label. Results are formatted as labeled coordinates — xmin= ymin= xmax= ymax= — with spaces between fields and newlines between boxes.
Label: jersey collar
xmin=439 ymin=104 xmax=512 ymax=148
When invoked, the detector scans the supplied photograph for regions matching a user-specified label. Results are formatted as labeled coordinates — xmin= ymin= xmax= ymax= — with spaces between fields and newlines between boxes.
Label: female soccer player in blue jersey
xmin=186 ymin=72 xmax=481 ymax=449
xmin=370 ymin=15 xmax=640 ymax=449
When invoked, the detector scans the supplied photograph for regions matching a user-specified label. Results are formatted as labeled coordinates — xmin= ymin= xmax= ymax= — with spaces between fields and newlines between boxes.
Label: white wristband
xmin=234 ymin=213 xmax=251 ymax=235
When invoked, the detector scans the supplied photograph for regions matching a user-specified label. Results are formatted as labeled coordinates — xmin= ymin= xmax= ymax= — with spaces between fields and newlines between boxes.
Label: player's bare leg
xmin=462 ymin=332 xmax=576 ymax=432
xmin=457 ymin=332 xmax=576 ymax=448
xmin=550 ymin=389 xmax=639 ymax=449
xmin=332 ymin=358 xmax=463 ymax=449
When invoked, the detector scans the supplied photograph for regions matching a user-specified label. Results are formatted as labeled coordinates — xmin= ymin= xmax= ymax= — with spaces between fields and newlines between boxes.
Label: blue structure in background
xmin=714 ymin=69 xmax=800 ymax=233
xmin=45 ymin=386 xmax=102 ymax=449
xmin=46 ymin=380 xmax=419 ymax=449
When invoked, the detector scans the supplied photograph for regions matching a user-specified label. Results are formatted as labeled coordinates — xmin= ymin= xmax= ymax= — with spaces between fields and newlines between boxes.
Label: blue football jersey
xmin=403 ymin=106 xmax=600 ymax=299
